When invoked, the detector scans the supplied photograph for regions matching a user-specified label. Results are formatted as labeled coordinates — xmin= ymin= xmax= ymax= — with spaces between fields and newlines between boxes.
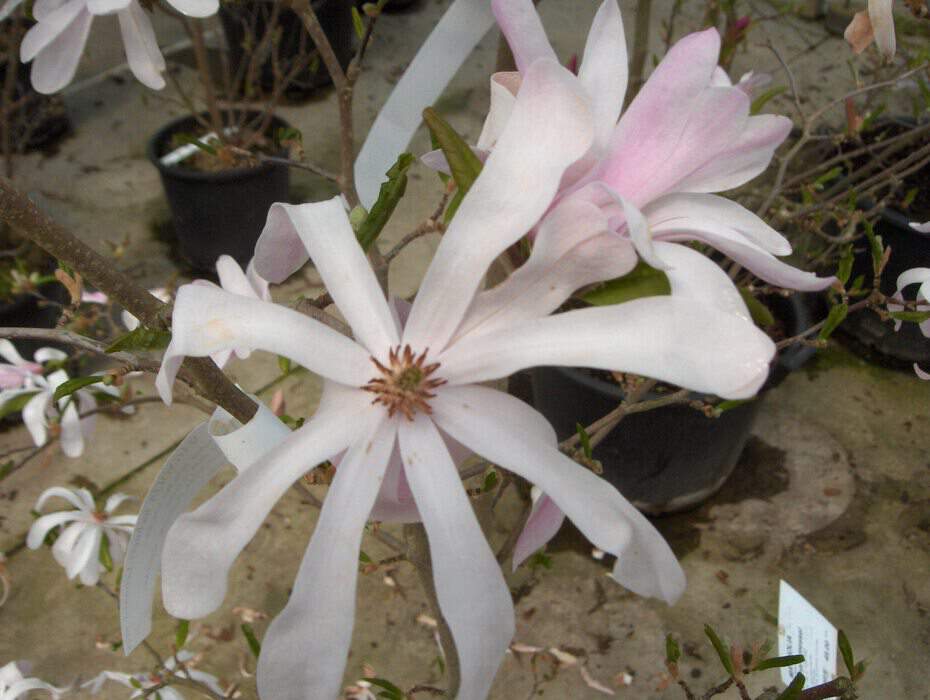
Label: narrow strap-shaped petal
xmin=452 ymin=198 xmax=634 ymax=342
xmin=51 ymin=521 xmax=86 ymax=567
xmin=0 ymin=0 xmax=23 ymax=21
xmin=653 ymin=241 xmax=750 ymax=322
xmin=26 ymin=511 xmax=80 ymax=549
xmin=476 ymin=72 xmax=521 ymax=151
xmin=0 ymin=339 xmax=27 ymax=366
xmin=868 ymin=0 xmax=895 ymax=58
xmin=33 ymin=347 xmax=68 ymax=364
xmin=66 ymin=523 xmax=101 ymax=579
xmin=208 ymin=400 xmax=291 ymax=472
xmin=909 ymin=221 xmax=930 ymax=234
xmin=86 ymin=0 xmax=130 ymax=14
xmin=491 ymin=0 xmax=557 ymax=72
xmin=896 ymin=267 xmax=930 ymax=300
xmin=645 ymin=192 xmax=791 ymax=255
xmin=104 ymin=492 xmax=134 ymax=514
xmin=36 ymin=486 xmax=90 ymax=512
xmin=27 ymin=6 xmax=93 ymax=94
xmin=257 ymin=417 xmax=394 ymax=700
xmin=398 ymin=415 xmax=515 ymax=700
xmin=512 ymin=494 xmax=565 ymax=569
xmin=5 ymin=678 xmax=61 ymax=699
xmin=58 ymin=399 xmax=84 ymax=457
xmin=369 ymin=443 xmax=420 ymax=523
xmin=20 ymin=0 xmax=84 ymax=61
xmin=161 ymin=385 xmax=374 ymax=619
xmin=23 ymin=390 xmax=51 ymax=447
xmin=578 ymin=0 xmax=627 ymax=150
xmin=156 ymin=284 xmax=371 ymax=404
xmin=117 ymin=1 xmax=166 ymax=90
xmin=439 ymin=296 xmax=775 ymax=399
xmin=163 ymin=0 xmax=217 ymax=18
xmin=433 ymin=386 xmax=686 ymax=603
xmin=354 ymin=0 xmax=496 ymax=207
xmin=254 ymin=199 xmax=398 ymax=359
xmin=604 ymin=188 xmax=670 ymax=270
xmin=78 ymin=530 xmax=105 ymax=585
xmin=404 ymin=59 xmax=595 ymax=353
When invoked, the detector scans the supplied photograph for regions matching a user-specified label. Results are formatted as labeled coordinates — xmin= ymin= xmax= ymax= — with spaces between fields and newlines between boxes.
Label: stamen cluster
xmin=363 ymin=345 xmax=446 ymax=420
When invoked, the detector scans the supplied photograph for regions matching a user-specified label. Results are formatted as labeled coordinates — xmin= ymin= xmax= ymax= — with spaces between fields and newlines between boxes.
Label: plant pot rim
xmin=549 ymin=293 xmax=814 ymax=401
xmin=147 ymin=112 xmax=289 ymax=184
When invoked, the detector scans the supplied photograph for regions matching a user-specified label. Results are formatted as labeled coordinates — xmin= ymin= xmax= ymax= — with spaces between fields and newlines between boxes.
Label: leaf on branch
xmin=351 ymin=5 xmax=365 ymax=39
xmin=241 ymin=623 xmax=261 ymax=659
xmin=836 ymin=245 xmax=854 ymax=286
xmin=175 ymin=619 xmax=190 ymax=650
xmin=703 ymin=624 xmax=735 ymax=675
xmin=575 ymin=423 xmax=593 ymax=459
xmin=99 ymin=533 xmax=113 ymax=572
xmin=863 ymin=221 xmax=884 ymax=277
xmin=752 ymin=654 xmax=805 ymax=672
xmin=582 ymin=261 xmax=671 ymax=306
xmin=0 ymin=391 xmax=40 ymax=420
xmin=888 ymin=310 xmax=930 ymax=323
xmin=838 ymin=629 xmax=855 ymax=677
xmin=53 ymin=376 xmax=105 ymax=401
xmin=776 ymin=672 xmax=805 ymax=700
xmin=423 ymin=107 xmax=483 ymax=223
xmin=106 ymin=327 xmax=171 ymax=353
xmin=362 ymin=678 xmax=405 ymax=700
xmin=174 ymin=134 xmax=217 ymax=156
xmin=665 ymin=634 xmax=681 ymax=664
xmin=356 ymin=153 xmax=415 ymax=252
xmin=818 ymin=303 xmax=849 ymax=340
xmin=739 ymin=289 xmax=776 ymax=328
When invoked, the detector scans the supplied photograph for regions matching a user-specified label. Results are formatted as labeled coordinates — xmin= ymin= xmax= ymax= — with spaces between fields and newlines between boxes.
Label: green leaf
xmin=359 ymin=551 xmax=373 ymax=564
xmin=529 ymin=551 xmax=553 ymax=570
xmin=819 ymin=303 xmax=849 ymax=340
xmin=175 ymin=134 xmax=217 ymax=156
xmin=750 ymin=85 xmax=787 ymax=115
xmin=277 ymin=355 xmax=292 ymax=375
xmin=482 ymin=468 xmax=499 ymax=492
xmin=863 ymin=220 xmax=883 ymax=277
xmin=582 ymin=261 xmax=671 ymax=306
xmin=812 ymin=166 xmax=843 ymax=190
xmin=836 ymin=245 xmax=854 ymax=286
xmin=753 ymin=654 xmax=804 ymax=672
xmin=241 ymin=623 xmax=261 ymax=658
xmin=575 ymin=423 xmax=593 ymax=459
xmin=0 ymin=461 xmax=13 ymax=482
xmin=99 ymin=533 xmax=113 ymax=572
xmin=276 ymin=127 xmax=303 ymax=145
xmin=356 ymin=153 xmax=415 ymax=252
xmin=0 ymin=391 xmax=39 ymax=420
xmin=776 ymin=673 xmax=805 ymax=700
xmin=443 ymin=188 xmax=466 ymax=225
xmin=423 ymin=108 xmax=483 ymax=196
xmin=665 ymin=634 xmax=681 ymax=664
xmin=129 ymin=677 xmax=143 ymax=690
xmin=175 ymin=619 xmax=190 ymax=649
xmin=106 ymin=327 xmax=171 ymax=353
xmin=739 ymin=289 xmax=776 ymax=328
xmin=53 ymin=376 xmax=104 ymax=401
xmin=838 ymin=629 xmax=855 ymax=677
xmin=363 ymin=678 xmax=405 ymax=700
xmin=351 ymin=5 xmax=365 ymax=39
xmin=903 ymin=187 xmax=919 ymax=208
xmin=888 ymin=310 xmax=930 ymax=323
xmin=716 ymin=398 xmax=750 ymax=412
xmin=704 ymin=624 xmax=734 ymax=675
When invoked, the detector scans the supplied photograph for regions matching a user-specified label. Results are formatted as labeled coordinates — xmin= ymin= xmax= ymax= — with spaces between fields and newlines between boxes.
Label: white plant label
xmin=778 ymin=580 xmax=838 ymax=687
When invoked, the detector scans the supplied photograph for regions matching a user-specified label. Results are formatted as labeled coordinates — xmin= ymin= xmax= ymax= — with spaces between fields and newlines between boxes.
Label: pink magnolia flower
xmin=844 ymin=0 xmax=896 ymax=59
xmin=18 ymin=0 xmax=217 ymax=94
xmin=153 ymin=60 xmax=775 ymax=700
xmin=0 ymin=340 xmax=44 ymax=391
xmin=27 ymin=486 xmax=136 ymax=585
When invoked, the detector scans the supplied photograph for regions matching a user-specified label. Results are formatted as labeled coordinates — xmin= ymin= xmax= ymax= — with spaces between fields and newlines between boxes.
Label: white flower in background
xmin=0 ymin=661 xmax=65 ymax=699
xmin=911 ymin=221 xmax=930 ymax=233
xmin=120 ymin=288 xmax=172 ymax=332
xmin=17 ymin=0 xmax=218 ymax=94
xmin=153 ymin=59 xmax=775 ymax=700
xmin=887 ymin=267 xmax=930 ymax=380
xmin=27 ymin=486 xmax=136 ymax=585
xmin=0 ymin=348 xmax=123 ymax=457
xmin=84 ymin=652 xmax=229 ymax=700
xmin=0 ymin=340 xmax=46 ymax=391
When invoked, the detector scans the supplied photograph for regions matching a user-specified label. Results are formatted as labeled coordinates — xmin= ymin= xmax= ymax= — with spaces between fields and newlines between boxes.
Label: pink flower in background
xmin=0 ymin=340 xmax=44 ymax=390
xmin=151 ymin=59 xmax=775 ymax=700
xmin=18 ymin=0 xmax=217 ymax=94
xmin=845 ymin=0 xmax=896 ymax=59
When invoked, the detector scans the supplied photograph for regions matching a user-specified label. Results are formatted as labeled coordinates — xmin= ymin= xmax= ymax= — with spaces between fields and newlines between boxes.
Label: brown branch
xmin=0 ymin=327 xmax=161 ymax=372
xmin=0 ymin=178 xmax=258 ymax=423
xmin=797 ymin=677 xmax=856 ymax=700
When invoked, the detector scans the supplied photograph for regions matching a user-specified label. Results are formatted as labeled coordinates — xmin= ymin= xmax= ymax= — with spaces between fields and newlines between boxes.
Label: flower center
xmin=363 ymin=345 xmax=446 ymax=421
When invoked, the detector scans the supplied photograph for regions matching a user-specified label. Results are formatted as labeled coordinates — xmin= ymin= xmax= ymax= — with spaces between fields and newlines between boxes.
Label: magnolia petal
xmin=868 ymin=0 xmax=895 ymax=58
xmin=491 ymin=0 xmax=557 ymax=72
xmin=645 ymin=191 xmax=791 ymax=255
xmin=914 ymin=363 xmax=930 ymax=380
xmin=51 ymin=521 xmax=86 ymax=569
xmin=653 ymin=224 xmax=835 ymax=292
xmin=58 ymin=400 xmax=84 ymax=457
xmin=27 ymin=511 xmax=80 ymax=549
xmin=454 ymin=198 xmax=633 ymax=341
xmin=118 ymin=2 xmax=166 ymax=90
xmin=674 ymin=114 xmax=792 ymax=194
xmin=161 ymin=386 xmax=373 ymax=619
xmin=404 ymin=59 xmax=595 ymax=352
xmin=434 ymin=386 xmax=685 ymax=603
xmin=578 ymin=0 xmax=628 ymax=150
xmin=0 ymin=0 xmax=23 ymax=21
xmin=369 ymin=444 xmax=420 ymax=523
xmin=476 ymin=72 xmax=521 ymax=151
xmin=156 ymin=284 xmax=371 ymax=404
xmin=104 ymin=493 xmax=134 ymax=514
xmin=86 ymin=0 xmax=130 ymax=14
xmin=257 ymin=418 xmax=394 ymax=700
xmin=604 ymin=189 xmax=670 ymax=270
xmin=20 ymin=0 xmax=84 ymax=62
xmin=399 ymin=415 xmax=515 ymax=700
xmin=27 ymin=6 xmax=93 ymax=94
xmin=0 ymin=340 xmax=27 ymax=366
xmin=255 ymin=200 xmax=398 ymax=359
xmin=895 ymin=267 xmax=930 ymax=301
xmin=653 ymin=241 xmax=750 ymax=322
xmin=909 ymin=221 xmax=930 ymax=234
xmin=23 ymin=390 xmax=50 ymax=447
xmin=33 ymin=347 xmax=68 ymax=364
xmin=163 ymin=0 xmax=217 ymax=18
xmin=66 ymin=524 xmax=101 ymax=579
xmin=36 ymin=485 xmax=91 ymax=512
xmin=245 ymin=260 xmax=271 ymax=301
xmin=440 ymin=296 xmax=774 ymax=399
xmin=209 ymin=400 xmax=291 ymax=472
xmin=512 ymin=494 xmax=564 ymax=568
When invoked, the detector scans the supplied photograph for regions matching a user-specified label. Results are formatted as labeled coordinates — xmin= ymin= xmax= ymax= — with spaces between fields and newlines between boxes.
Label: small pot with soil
xmin=530 ymin=294 xmax=816 ymax=515
xmin=148 ymin=112 xmax=292 ymax=273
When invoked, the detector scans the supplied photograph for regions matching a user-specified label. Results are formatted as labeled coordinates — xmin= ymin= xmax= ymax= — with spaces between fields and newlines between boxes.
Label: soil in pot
xmin=530 ymin=294 xmax=815 ymax=515
xmin=220 ymin=0 xmax=353 ymax=100
xmin=148 ymin=113 xmax=291 ymax=273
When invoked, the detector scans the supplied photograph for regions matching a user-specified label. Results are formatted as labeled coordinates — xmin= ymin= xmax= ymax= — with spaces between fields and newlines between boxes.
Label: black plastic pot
xmin=0 ymin=281 xmax=67 ymax=356
xmin=148 ymin=113 xmax=291 ymax=273
xmin=219 ymin=0 xmax=353 ymax=99
xmin=530 ymin=294 xmax=815 ymax=515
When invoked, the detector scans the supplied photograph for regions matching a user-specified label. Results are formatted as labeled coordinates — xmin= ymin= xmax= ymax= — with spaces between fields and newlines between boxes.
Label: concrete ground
xmin=2 ymin=0 xmax=930 ymax=698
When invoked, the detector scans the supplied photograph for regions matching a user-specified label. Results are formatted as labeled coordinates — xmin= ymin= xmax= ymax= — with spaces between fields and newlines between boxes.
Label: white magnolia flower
xmin=910 ymin=221 xmax=930 ymax=234
xmin=153 ymin=59 xmax=775 ymax=700
xmin=19 ymin=0 xmax=218 ymax=94
xmin=27 ymin=486 xmax=136 ymax=585
xmin=84 ymin=652 xmax=228 ymax=700
xmin=0 ymin=350 xmax=122 ymax=457
xmin=0 ymin=340 xmax=47 ymax=391
xmin=0 ymin=662 xmax=65 ymax=699
xmin=887 ymin=267 xmax=930 ymax=381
